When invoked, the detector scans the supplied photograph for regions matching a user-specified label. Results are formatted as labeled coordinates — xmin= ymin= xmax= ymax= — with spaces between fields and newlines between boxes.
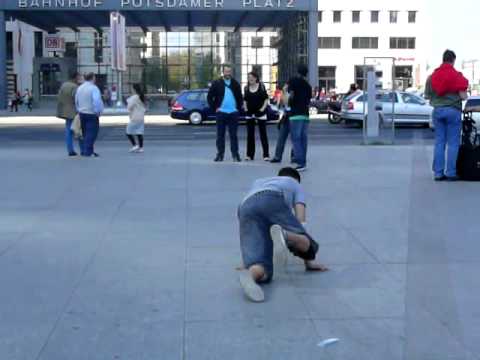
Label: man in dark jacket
xmin=207 ymin=64 xmax=243 ymax=162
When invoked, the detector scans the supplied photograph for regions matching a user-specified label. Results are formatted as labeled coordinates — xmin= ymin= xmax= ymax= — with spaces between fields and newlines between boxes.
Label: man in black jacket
xmin=207 ymin=64 xmax=243 ymax=162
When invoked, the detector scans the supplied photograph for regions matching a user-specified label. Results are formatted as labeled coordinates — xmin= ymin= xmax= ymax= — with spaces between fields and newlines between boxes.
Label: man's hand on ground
xmin=304 ymin=260 xmax=329 ymax=272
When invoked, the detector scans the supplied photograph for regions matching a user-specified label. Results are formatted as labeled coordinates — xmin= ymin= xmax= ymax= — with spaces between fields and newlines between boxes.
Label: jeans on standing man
xmin=432 ymin=107 xmax=462 ymax=178
xmin=290 ymin=119 xmax=309 ymax=168
xmin=57 ymin=72 xmax=82 ymax=156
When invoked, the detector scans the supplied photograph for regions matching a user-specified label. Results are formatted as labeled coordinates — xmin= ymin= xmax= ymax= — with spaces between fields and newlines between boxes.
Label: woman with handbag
xmin=126 ymin=83 xmax=146 ymax=153
xmin=243 ymin=72 xmax=270 ymax=161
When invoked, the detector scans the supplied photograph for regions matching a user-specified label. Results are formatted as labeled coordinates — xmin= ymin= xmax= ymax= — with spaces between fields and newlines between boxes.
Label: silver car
xmin=429 ymin=96 xmax=480 ymax=129
xmin=341 ymin=91 xmax=433 ymax=126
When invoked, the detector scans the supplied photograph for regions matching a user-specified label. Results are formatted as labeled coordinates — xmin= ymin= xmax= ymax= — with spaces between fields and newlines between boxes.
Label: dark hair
xmin=349 ymin=83 xmax=357 ymax=91
xmin=297 ymin=64 xmax=308 ymax=77
xmin=223 ymin=64 xmax=232 ymax=70
xmin=84 ymin=72 xmax=95 ymax=81
xmin=278 ymin=167 xmax=301 ymax=183
xmin=248 ymin=72 xmax=260 ymax=83
xmin=133 ymin=83 xmax=146 ymax=104
xmin=443 ymin=49 xmax=456 ymax=64
xmin=69 ymin=71 xmax=80 ymax=80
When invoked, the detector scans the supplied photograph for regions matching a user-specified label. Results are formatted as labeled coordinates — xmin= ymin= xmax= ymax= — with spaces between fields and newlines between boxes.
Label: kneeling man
xmin=238 ymin=167 xmax=328 ymax=302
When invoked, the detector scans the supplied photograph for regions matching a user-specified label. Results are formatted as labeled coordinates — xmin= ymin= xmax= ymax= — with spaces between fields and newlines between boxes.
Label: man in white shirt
xmin=75 ymin=72 xmax=104 ymax=157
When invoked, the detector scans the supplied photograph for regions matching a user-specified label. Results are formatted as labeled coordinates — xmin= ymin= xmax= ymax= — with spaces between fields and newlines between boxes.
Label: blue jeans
xmin=65 ymin=118 xmax=82 ymax=154
xmin=274 ymin=116 xmax=290 ymax=161
xmin=238 ymin=191 xmax=318 ymax=281
xmin=216 ymin=111 xmax=239 ymax=157
xmin=432 ymin=107 xmax=462 ymax=177
xmin=79 ymin=113 xmax=100 ymax=156
xmin=290 ymin=120 xmax=309 ymax=167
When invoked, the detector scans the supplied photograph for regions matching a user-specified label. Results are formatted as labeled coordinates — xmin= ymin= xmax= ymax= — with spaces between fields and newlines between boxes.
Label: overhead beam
xmin=74 ymin=12 xmax=105 ymax=33
xmin=187 ymin=12 xmax=193 ymax=32
xmin=157 ymin=11 xmax=171 ymax=32
xmin=234 ymin=11 xmax=250 ymax=32
xmin=257 ymin=12 xmax=281 ymax=32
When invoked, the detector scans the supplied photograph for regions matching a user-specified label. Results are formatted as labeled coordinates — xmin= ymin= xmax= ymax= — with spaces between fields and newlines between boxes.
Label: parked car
xmin=341 ymin=91 xmax=433 ymax=127
xmin=429 ymin=96 xmax=480 ymax=129
xmin=170 ymin=89 xmax=280 ymax=125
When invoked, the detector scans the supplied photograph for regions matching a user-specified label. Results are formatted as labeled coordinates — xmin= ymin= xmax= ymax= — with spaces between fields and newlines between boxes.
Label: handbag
xmin=71 ymin=114 xmax=83 ymax=139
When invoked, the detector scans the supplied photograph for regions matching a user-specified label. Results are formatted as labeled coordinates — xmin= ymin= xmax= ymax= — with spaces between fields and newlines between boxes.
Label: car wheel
xmin=189 ymin=111 xmax=203 ymax=125
xmin=309 ymin=106 xmax=319 ymax=116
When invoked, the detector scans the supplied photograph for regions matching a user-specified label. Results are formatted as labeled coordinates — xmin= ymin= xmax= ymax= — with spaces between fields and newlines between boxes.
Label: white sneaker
xmin=271 ymin=224 xmax=288 ymax=271
xmin=238 ymin=270 xmax=264 ymax=302
xmin=263 ymin=157 xmax=271 ymax=162
xmin=245 ymin=156 xmax=253 ymax=161
xmin=137 ymin=148 xmax=144 ymax=153
xmin=129 ymin=145 xmax=140 ymax=153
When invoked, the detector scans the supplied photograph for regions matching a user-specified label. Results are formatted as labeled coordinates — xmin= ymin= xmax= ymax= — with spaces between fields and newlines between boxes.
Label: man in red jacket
xmin=425 ymin=50 xmax=469 ymax=181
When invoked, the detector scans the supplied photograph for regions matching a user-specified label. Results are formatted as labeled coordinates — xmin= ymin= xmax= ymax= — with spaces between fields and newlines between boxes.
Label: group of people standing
xmin=207 ymin=63 xmax=313 ymax=172
xmin=57 ymin=71 xmax=146 ymax=157
xmin=9 ymin=89 xmax=33 ymax=112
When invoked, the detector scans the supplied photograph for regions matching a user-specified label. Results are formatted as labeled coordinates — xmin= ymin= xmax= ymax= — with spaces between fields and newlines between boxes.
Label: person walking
xmin=287 ymin=64 xmax=312 ymax=172
xmin=25 ymin=89 xmax=33 ymax=111
xmin=271 ymin=83 xmax=295 ymax=163
xmin=10 ymin=91 xmax=21 ymax=112
xmin=57 ymin=71 xmax=83 ymax=157
xmin=244 ymin=72 xmax=270 ymax=161
xmin=126 ymin=83 xmax=146 ymax=153
xmin=207 ymin=64 xmax=243 ymax=162
xmin=425 ymin=50 xmax=469 ymax=181
xmin=75 ymin=72 xmax=104 ymax=157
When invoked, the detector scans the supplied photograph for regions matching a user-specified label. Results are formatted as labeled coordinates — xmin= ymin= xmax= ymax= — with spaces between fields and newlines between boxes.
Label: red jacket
xmin=431 ymin=63 xmax=468 ymax=97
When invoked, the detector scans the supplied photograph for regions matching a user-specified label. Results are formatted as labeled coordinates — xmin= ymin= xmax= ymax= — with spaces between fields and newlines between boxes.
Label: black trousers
xmin=216 ymin=112 xmax=239 ymax=157
xmin=246 ymin=118 xmax=269 ymax=159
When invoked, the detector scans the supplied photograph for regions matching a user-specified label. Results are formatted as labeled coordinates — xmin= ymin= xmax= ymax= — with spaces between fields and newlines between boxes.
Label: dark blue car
xmin=170 ymin=89 xmax=280 ymax=125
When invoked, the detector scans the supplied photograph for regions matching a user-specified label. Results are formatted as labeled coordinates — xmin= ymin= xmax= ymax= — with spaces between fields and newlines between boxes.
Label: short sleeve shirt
xmin=243 ymin=176 xmax=306 ymax=209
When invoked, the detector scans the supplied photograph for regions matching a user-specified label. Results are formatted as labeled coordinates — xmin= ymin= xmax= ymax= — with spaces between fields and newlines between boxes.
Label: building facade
xmin=317 ymin=0 xmax=428 ymax=93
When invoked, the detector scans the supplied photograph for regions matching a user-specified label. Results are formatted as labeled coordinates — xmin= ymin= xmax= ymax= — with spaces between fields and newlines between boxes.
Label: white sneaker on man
xmin=270 ymin=224 xmax=288 ymax=271
xmin=238 ymin=270 xmax=264 ymax=302
xmin=129 ymin=145 xmax=140 ymax=153
xmin=137 ymin=148 xmax=144 ymax=153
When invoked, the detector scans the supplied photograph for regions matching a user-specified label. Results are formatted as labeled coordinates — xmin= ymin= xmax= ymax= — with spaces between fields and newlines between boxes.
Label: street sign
xmin=44 ymin=35 xmax=65 ymax=52
xmin=110 ymin=11 xmax=126 ymax=71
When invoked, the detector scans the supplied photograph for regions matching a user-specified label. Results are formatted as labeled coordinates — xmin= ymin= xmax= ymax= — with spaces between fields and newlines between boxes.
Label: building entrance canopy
xmin=0 ymin=0 xmax=318 ymax=108
xmin=3 ymin=0 xmax=315 ymax=31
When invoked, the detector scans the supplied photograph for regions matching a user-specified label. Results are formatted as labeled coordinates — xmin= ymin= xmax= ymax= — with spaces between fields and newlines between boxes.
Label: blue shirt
xmin=243 ymin=176 xmax=306 ymax=209
xmin=218 ymin=79 xmax=237 ymax=113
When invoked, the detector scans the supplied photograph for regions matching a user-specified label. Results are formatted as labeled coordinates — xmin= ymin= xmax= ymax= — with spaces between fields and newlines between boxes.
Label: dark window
xmin=94 ymin=32 xmax=103 ymax=63
xmin=333 ymin=11 xmax=342 ymax=23
xmin=408 ymin=11 xmax=417 ymax=23
xmin=354 ymin=65 xmax=375 ymax=90
xmin=318 ymin=37 xmax=341 ymax=49
xmin=318 ymin=66 xmax=336 ymax=91
xmin=6 ymin=31 xmax=13 ymax=60
xmin=356 ymin=93 xmax=398 ymax=103
xmin=352 ymin=11 xmax=360 ymax=23
xmin=34 ymin=31 xmax=43 ymax=58
xmin=65 ymin=42 xmax=77 ymax=58
xmin=390 ymin=37 xmax=416 ymax=49
xmin=371 ymin=11 xmax=379 ymax=23
xmin=390 ymin=11 xmax=399 ymax=23
xmin=186 ymin=92 xmax=201 ymax=101
xmin=352 ymin=37 xmax=378 ymax=49
xmin=402 ymin=93 xmax=424 ymax=105
xmin=251 ymin=37 xmax=263 ymax=49
xmin=318 ymin=11 xmax=323 ymax=23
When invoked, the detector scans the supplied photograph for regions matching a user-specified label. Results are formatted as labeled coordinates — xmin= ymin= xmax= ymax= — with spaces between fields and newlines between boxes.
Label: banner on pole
xmin=110 ymin=11 xmax=126 ymax=71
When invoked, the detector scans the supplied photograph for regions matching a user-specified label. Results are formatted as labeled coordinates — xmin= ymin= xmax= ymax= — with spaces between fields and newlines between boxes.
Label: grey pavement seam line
xmin=182 ymin=144 xmax=191 ymax=360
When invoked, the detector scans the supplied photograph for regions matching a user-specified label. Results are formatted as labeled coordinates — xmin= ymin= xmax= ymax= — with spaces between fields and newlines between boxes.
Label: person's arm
xmin=92 ymin=87 xmax=104 ymax=115
xmin=207 ymin=82 xmax=216 ymax=111
xmin=460 ymin=91 xmax=468 ymax=100
xmin=424 ymin=76 xmax=433 ymax=100
xmin=294 ymin=203 xmax=306 ymax=224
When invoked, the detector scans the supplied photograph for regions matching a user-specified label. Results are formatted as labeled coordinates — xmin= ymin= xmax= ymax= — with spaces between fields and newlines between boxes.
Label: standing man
xmin=288 ymin=64 xmax=312 ymax=172
xmin=57 ymin=71 xmax=83 ymax=157
xmin=207 ymin=64 xmax=243 ymax=162
xmin=425 ymin=50 xmax=469 ymax=181
xmin=75 ymin=72 xmax=104 ymax=157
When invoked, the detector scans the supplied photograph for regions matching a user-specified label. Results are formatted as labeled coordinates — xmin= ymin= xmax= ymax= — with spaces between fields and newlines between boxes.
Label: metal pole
xmin=0 ymin=11 xmax=7 ymax=109
xmin=116 ymin=69 xmax=123 ymax=107
xmin=307 ymin=10 xmax=318 ymax=88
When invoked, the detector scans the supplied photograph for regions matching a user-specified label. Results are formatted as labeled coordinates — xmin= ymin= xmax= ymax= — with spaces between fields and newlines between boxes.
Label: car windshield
xmin=356 ymin=93 xmax=398 ymax=103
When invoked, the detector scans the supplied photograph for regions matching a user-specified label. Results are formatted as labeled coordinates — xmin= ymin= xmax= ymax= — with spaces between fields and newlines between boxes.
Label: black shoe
xmin=233 ymin=154 xmax=242 ymax=162
xmin=214 ymin=154 xmax=224 ymax=162
xmin=434 ymin=175 xmax=447 ymax=181
xmin=270 ymin=158 xmax=281 ymax=163
xmin=68 ymin=151 xmax=78 ymax=157
xmin=92 ymin=152 xmax=100 ymax=158
xmin=446 ymin=176 xmax=460 ymax=182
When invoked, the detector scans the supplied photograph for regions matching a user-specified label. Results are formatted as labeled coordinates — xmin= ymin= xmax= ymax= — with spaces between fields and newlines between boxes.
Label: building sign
xmin=44 ymin=35 xmax=65 ymax=52
xmin=13 ymin=0 xmax=303 ymax=10
xmin=110 ymin=12 xmax=127 ymax=71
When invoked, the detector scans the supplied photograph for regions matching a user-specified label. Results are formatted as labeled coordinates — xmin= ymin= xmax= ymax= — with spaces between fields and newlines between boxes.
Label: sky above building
xmin=427 ymin=0 xmax=478 ymax=68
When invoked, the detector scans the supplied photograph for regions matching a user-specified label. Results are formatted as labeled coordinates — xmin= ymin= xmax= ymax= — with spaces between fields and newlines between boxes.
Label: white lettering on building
xmin=68 ymin=0 xmax=78 ymax=7
xmin=18 ymin=0 xmax=28 ymax=7
xmin=42 ymin=0 xmax=52 ymax=7
xmin=30 ymin=0 xmax=40 ymax=7
xmin=55 ymin=0 xmax=65 ymax=7
xmin=215 ymin=0 xmax=223 ymax=7
xmin=178 ymin=0 xmax=188 ymax=7
xmin=155 ymin=0 xmax=164 ymax=7
xmin=132 ymin=0 xmax=143 ymax=7
xmin=190 ymin=0 xmax=200 ymax=7
xmin=264 ymin=0 xmax=273 ymax=7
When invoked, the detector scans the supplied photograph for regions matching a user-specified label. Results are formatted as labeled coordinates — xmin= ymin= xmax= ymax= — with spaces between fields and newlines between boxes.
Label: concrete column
xmin=307 ymin=10 xmax=318 ymax=88
xmin=0 ymin=11 xmax=6 ymax=109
